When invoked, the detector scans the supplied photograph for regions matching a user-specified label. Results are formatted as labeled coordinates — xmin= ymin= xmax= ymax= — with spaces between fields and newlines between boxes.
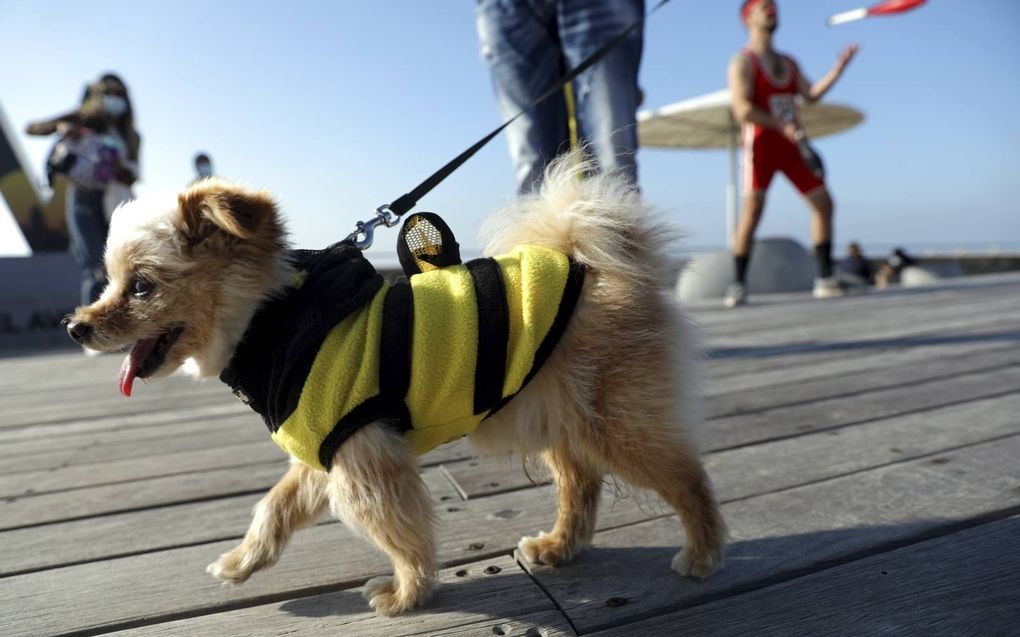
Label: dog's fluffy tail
xmin=481 ymin=153 xmax=703 ymax=443
xmin=480 ymin=153 xmax=678 ymax=285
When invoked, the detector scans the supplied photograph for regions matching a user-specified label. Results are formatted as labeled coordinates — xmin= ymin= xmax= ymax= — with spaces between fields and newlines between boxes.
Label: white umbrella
xmin=638 ymin=89 xmax=864 ymax=243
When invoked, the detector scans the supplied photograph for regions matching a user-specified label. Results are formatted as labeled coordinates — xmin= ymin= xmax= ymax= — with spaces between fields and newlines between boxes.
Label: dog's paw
xmin=362 ymin=576 xmax=420 ymax=617
xmin=671 ymin=546 xmax=722 ymax=579
xmin=518 ymin=532 xmax=573 ymax=567
xmin=206 ymin=547 xmax=257 ymax=585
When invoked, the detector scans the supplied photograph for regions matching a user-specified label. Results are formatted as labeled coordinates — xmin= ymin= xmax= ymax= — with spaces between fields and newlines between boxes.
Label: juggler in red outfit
xmin=741 ymin=49 xmax=824 ymax=195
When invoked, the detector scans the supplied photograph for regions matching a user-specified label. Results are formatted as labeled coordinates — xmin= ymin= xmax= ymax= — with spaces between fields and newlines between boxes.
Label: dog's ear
xmin=176 ymin=179 xmax=277 ymax=242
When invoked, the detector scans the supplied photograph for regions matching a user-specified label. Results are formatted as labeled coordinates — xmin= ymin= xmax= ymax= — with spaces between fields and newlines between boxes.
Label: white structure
xmin=677 ymin=237 xmax=817 ymax=303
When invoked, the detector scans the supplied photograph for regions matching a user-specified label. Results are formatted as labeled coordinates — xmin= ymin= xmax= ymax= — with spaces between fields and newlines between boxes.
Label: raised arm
xmin=24 ymin=111 xmax=81 ymax=136
xmin=798 ymin=44 xmax=859 ymax=104
xmin=728 ymin=52 xmax=797 ymax=142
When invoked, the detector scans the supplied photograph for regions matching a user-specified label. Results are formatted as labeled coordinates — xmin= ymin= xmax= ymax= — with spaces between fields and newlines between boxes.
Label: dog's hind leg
xmin=327 ymin=424 xmax=436 ymax=616
xmin=207 ymin=460 xmax=328 ymax=584
xmin=518 ymin=442 xmax=603 ymax=566
xmin=601 ymin=426 xmax=726 ymax=579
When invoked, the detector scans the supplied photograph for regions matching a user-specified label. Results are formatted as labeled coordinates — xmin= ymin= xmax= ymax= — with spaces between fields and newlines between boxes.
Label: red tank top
xmin=743 ymin=49 xmax=800 ymax=143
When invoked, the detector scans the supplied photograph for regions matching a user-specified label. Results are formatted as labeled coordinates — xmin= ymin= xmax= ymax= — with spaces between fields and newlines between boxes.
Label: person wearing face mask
xmin=192 ymin=152 xmax=214 ymax=182
xmin=26 ymin=73 xmax=142 ymax=309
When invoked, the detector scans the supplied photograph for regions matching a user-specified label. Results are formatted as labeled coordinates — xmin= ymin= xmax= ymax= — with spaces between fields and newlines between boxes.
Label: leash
xmin=345 ymin=0 xmax=674 ymax=250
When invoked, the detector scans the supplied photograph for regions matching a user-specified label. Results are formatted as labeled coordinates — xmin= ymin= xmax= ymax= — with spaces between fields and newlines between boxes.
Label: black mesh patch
xmin=397 ymin=212 xmax=461 ymax=276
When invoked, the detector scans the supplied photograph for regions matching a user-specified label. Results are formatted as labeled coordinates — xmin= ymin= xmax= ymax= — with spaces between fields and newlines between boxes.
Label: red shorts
xmin=743 ymin=132 xmax=824 ymax=195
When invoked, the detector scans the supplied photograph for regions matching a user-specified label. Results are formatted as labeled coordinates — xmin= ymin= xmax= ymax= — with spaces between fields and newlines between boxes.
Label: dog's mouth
xmin=117 ymin=326 xmax=184 ymax=397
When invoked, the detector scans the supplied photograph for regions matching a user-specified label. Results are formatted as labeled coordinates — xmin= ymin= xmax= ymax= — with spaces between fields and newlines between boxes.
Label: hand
xmin=25 ymin=121 xmax=55 ymax=136
xmin=837 ymin=44 xmax=860 ymax=69
xmin=782 ymin=122 xmax=801 ymax=144
xmin=56 ymin=122 xmax=77 ymax=136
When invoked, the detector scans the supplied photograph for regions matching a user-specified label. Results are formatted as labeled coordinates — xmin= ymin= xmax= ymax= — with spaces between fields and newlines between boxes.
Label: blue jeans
xmin=476 ymin=0 xmax=644 ymax=193
xmin=66 ymin=186 xmax=108 ymax=306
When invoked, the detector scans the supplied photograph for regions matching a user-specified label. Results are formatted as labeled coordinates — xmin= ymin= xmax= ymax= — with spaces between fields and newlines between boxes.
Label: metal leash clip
xmin=345 ymin=205 xmax=402 ymax=250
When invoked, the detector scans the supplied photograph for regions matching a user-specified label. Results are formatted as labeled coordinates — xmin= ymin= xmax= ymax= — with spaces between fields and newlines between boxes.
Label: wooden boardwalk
xmin=2 ymin=273 xmax=1018 ymax=637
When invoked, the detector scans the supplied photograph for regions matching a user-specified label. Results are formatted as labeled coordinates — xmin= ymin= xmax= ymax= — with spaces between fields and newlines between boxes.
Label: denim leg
xmin=558 ymin=0 xmax=644 ymax=186
xmin=66 ymin=187 xmax=109 ymax=305
xmin=476 ymin=0 xmax=570 ymax=194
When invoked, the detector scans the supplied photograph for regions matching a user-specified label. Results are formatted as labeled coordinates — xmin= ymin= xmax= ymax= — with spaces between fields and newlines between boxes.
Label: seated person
xmin=875 ymin=247 xmax=916 ymax=288
xmin=838 ymin=242 xmax=873 ymax=285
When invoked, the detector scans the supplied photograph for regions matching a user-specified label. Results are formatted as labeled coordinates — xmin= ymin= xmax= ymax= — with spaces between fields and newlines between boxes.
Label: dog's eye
xmin=131 ymin=278 xmax=155 ymax=298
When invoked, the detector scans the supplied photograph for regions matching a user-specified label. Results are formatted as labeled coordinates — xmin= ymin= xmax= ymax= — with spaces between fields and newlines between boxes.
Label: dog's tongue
xmin=117 ymin=336 xmax=159 ymax=397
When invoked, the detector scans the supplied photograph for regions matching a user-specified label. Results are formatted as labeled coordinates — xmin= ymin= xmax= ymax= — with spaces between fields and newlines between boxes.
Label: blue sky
xmin=1 ymin=0 xmax=1017 ymax=259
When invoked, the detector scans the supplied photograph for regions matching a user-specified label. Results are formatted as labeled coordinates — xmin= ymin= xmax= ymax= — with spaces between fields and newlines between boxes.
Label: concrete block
xmin=678 ymin=236 xmax=817 ymax=302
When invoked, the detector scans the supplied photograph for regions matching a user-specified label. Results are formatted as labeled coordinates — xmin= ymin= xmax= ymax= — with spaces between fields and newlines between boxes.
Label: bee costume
xmin=221 ymin=214 xmax=584 ymax=471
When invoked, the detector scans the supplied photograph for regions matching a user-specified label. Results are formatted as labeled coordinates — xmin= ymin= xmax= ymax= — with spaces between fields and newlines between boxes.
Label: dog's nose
xmin=67 ymin=321 xmax=93 ymax=343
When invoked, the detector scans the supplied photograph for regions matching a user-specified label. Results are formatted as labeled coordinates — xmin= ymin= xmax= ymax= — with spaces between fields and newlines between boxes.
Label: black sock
xmin=734 ymin=254 xmax=750 ymax=284
xmin=815 ymin=241 xmax=833 ymax=278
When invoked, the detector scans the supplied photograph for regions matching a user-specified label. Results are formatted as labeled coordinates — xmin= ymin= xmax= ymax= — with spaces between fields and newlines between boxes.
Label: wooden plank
xmin=0 ymin=461 xmax=289 ymax=530
xmin=440 ymin=456 xmax=551 ymax=501
xmin=705 ymin=343 xmax=1020 ymax=418
xmin=7 ymin=387 xmax=1020 ymax=619
xmin=0 ymin=411 xmax=268 ymax=474
xmin=0 ymin=469 xmax=461 ymax=577
xmin=0 ymin=350 xmax=112 ymax=386
xmin=705 ymin=392 xmax=1020 ymax=501
xmin=696 ymin=278 xmax=1020 ymax=338
xmin=703 ymin=364 xmax=1020 ymax=452
xmin=705 ymin=312 xmax=1019 ymax=376
xmin=706 ymin=321 xmax=1020 ymax=396
xmin=0 ymin=485 xmax=588 ymax=637
xmin=0 ymin=390 xmax=231 ymax=431
xmin=0 ymin=408 xmax=472 ymax=475
xmin=704 ymin=325 xmax=1018 ymax=392
xmin=0 ymin=373 xmax=224 ymax=410
xmin=585 ymin=516 xmax=1020 ymax=637
xmin=0 ymin=401 xmax=250 ymax=445
xmin=34 ymin=347 xmax=1017 ymax=503
xmin=704 ymin=312 xmax=1019 ymax=381
xmin=443 ymin=386 xmax=1020 ymax=502
xmin=9 ymin=388 xmax=1015 ymax=575
xmin=0 ymin=493 xmax=274 ymax=576
xmin=0 ymin=441 xmax=472 ymax=529
xmin=105 ymin=555 xmax=573 ymax=637
xmin=0 ymin=359 xmax=182 ymax=395
xmin=521 ymin=434 xmax=1020 ymax=634
xmin=0 ymin=473 xmax=655 ymax=634
xmin=0 ymin=439 xmax=282 ymax=497
xmin=0 ymin=275 xmax=1016 ymax=636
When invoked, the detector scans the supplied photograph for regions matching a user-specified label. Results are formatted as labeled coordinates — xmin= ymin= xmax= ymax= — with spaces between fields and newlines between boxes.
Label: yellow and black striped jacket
xmin=221 ymin=241 xmax=584 ymax=471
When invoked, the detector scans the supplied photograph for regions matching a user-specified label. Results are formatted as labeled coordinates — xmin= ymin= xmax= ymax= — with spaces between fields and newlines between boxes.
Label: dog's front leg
xmin=327 ymin=424 xmax=436 ymax=616
xmin=207 ymin=460 xmax=328 ymax=584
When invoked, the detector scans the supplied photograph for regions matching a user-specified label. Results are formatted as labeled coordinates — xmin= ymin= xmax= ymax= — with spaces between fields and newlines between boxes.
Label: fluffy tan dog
xmin=67 ymin=157 xmax=725 ymax=616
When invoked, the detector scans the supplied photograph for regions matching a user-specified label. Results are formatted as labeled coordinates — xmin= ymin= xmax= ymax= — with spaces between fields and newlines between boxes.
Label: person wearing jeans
xmin=476 ymin=0 xmax=644 ymax=194
xmin=66 ymin=187 xmax=109 ymax=306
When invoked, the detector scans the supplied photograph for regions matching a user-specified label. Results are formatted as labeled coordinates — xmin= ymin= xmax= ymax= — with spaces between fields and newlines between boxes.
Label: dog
xmin=66 ymin=156 xmax=726 ymax=616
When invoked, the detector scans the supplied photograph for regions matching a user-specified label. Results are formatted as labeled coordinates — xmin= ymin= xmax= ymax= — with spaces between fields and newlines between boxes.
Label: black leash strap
xmin=349 ymin=0 xmax=673 ymax=249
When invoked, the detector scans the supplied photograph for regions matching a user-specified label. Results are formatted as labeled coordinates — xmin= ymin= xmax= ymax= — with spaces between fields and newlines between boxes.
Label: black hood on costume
xmin=219 ymin=241 xmax=384 ymax=432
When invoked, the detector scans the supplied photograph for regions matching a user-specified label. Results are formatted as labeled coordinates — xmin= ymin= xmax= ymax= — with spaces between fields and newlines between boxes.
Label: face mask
xmin=103 ymin=95 xmax=128 ymax=117
xmin=196 ymin=163 xmax=213 ymax=178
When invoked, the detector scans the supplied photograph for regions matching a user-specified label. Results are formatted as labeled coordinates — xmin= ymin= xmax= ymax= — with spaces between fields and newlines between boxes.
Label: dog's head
xmin=66 ymin=178 xmax=290 ymax=395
